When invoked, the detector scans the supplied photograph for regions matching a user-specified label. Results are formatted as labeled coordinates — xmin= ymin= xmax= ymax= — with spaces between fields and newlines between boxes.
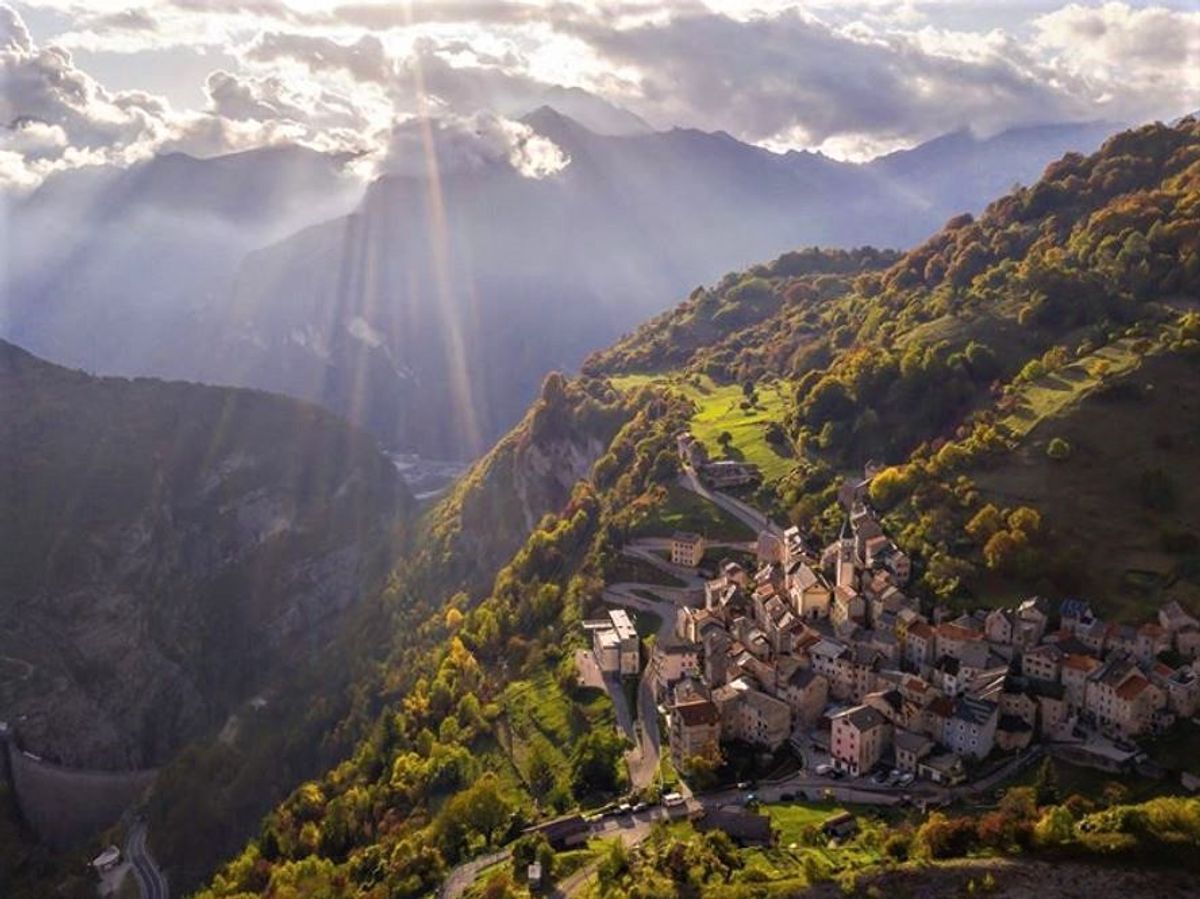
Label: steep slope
xmin=186 ymin=118 xmax=1200 ymax=899
xmin=967 ymin=344 xmax=1200 ymax=614
xmin=0 ymin=340 xmax=412 ymax=770
xmin=590 ymin=117 xmax=1200 ymax=614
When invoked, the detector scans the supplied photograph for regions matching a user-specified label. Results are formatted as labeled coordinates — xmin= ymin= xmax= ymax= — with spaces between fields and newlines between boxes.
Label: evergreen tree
xmin=1034 ymin=757 xmax=1060 ymax=806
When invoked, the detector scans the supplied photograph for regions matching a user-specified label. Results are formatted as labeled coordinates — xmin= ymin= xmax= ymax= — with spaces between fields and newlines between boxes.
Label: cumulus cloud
xmin=378 ymin=111 xmax=568 ymax=179
xmin=1031 ymin=2 xmax=1200 ymax=121
xmin=0 ymin=4 xmax=376 ymax=189
xmin=561 ymin=8 xmax=1082 ymax=153
xmin=4 ymin=0 xmax=1199 ymax=187
xmin=1 ymin=11 xmax=172 ymax=179
xmin=1 ymin=2 xmax=31 ymax=50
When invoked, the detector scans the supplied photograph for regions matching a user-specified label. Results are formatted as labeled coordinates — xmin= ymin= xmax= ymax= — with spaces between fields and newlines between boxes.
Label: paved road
xmin=442 ymin=811 xmax=668 ymax=898
xmin=440 ymin=848 xmax=510 ymax=899
xmin=628 ymin=536 xmax=759 ymax=554
xmin=604 ymin=670 xmax=637 ymax=744
xmin=678 ymin=470 xmax=782 ymax=539
xmin=620 ymin=544 xmax=707 ymax=589
xmin=551 ymin=814 xmax=662 ymax=897
xmin=124 ymin=823 xmax=168 ymax=899
xmin=601 ymin=585 xmax=681 ymax=789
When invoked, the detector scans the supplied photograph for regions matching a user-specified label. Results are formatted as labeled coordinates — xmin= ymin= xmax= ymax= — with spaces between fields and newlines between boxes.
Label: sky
xmin=2 ymin=0 xmax=1199 ymax=189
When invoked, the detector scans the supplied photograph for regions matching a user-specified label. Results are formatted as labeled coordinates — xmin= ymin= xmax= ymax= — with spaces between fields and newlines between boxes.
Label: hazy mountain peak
xmin=529 ymin=86 xmax=654 ymax=136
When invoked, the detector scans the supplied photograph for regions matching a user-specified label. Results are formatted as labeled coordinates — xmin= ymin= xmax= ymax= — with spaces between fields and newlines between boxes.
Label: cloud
xmin=329 ymin=1 xmax=545 ymax=30
xmin=0 ymin=4 xmax=375 ymax=189
xmin=244 ymin=32 xmax=394 ymax=84
xmin=205 ymin=69 xmax=307 ymax=122
xmin=1 ymin=2 xmax=31 ymax=51
xmin=561 ymin=7 xmax=1095 ymax=153
xmin=1031 ymin=2 xmax=1200 ymax=121
xmin=4 ymin=0 xmax=1199 ymax=186
xmin=87 ymin=8 xmax=159 ymax=33
xmin=378 ymin=110 xmax=567 ymax=179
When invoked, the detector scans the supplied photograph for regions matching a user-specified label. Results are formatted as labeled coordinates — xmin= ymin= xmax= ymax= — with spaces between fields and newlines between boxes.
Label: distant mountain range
xmin=0 ymin=111 xmax=1119 ymax=458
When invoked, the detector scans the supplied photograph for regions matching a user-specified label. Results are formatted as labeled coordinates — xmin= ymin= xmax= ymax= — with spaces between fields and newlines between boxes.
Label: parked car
xmin=898 ymin=773 xmax=915 ymax=786
xmin=815 ymin=763 xmax=833 ymax=776
xmin=618 ymin=803 xmax=633 ymax=815
xmin=736 ymin=780 xmax=753 ymax=790
xmin=780 ymin=792 xmax=795 ymax=802
xmin=1114 ymin=738 xmax=1137 ymax=753
xmin=871 ymin=770 xmax=889 ymax=785
xmin=828 ymin=769 xmax=845 ymax=780
xmin=632 ymin=802 xmax=648 ymax=813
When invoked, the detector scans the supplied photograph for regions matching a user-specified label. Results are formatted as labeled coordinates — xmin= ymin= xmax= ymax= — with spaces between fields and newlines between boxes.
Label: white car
xmin=814 ymin=763 xmax=834 ymax=776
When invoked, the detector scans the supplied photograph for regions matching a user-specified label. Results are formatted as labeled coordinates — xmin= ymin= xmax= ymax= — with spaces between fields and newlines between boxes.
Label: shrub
xmin=917 ymin=812 xmax=978 ymax=859
xmin=1046 ymin=437 xmax=1072 ymax=460
xmin=1033 ymin=806 xmax=1075 ymax=847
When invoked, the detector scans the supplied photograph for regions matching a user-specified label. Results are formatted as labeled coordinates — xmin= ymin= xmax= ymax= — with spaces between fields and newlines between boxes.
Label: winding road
xmin=124 ymin=822 xmax=168 ymax=899
xmin=601 ymin=582 xmax=680 ymax=790
xmin=438 ymin=848 xmax=509 ymax=899
xmin=678 ymin=469 xmax=783 ymax=539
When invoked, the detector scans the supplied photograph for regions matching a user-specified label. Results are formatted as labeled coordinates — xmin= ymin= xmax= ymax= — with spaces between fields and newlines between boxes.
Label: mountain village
xmin=582 ymin=431 xmax=1200 ymax=799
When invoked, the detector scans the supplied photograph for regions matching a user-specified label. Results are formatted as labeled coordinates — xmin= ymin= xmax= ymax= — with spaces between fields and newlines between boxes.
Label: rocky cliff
xmin=417 ymin=374 xmax=631 ymax=597
xmin=0 ymin=340 xmax=412 ymax=770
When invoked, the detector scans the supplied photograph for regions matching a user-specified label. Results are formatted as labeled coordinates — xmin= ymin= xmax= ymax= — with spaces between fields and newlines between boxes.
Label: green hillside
xmin=610 ymin=373 xmax=797 ymax=483
xmin=591 ymin=118 xmax=1200 ymax=617
xmin=971 ymin=345 xmax=1200 ymax=616
xmin=187 ymin=118 xmax=1200 ymax=898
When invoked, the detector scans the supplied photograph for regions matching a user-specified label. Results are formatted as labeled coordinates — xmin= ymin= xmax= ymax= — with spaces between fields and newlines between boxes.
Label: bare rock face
xmin=0 ymin=340 xmax=412 ymax=770
xmin=512 ymin=434 xmax=606 ymax=533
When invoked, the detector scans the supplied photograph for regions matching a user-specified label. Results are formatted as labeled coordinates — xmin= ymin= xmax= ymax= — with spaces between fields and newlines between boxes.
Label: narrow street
xmin=601 ymin=583 xmax=679 ymax=790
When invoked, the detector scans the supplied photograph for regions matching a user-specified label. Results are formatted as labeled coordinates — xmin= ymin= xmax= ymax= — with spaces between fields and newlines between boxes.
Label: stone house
xmin=671 ymin=531 xmax=706 ymax=568
xmin=1136 ymin=623 xmax=1170 ymax=663
xmin=1085 ymin=656 xmax=1166 ymax=737
xmin=830 ymin=705 xmax=891 ymax=776
xmin=918 ymin=752 xmax=966 ymax=785
xmin=894 ymin=728 xmax=935 ymax=773
xmin=996 ymin=715 xmax=1034 ymax=752
xmin=669 ymin=698 xmax=721 ymax=768
xmin=905 ymin=621 xmax=935 ymax=671
xmin=651 ymin=642 xmax=701 ymax=699
xmin=788 ymin=562 xmax=833 ymax=621
xmin=941 ymin=696 xmax=998 ymax=759
xmin=1022 ymin=643 xmax=1063 ymax=683
xmin=777 ymin=668 xmax=829 ymax=728
xmin=1062 ymin=653 xmax=1102 ymax=709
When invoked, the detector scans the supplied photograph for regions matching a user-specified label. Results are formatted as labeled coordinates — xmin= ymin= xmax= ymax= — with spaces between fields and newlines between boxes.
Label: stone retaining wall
xmin=5 ymin=739 xmax=156 ymax=848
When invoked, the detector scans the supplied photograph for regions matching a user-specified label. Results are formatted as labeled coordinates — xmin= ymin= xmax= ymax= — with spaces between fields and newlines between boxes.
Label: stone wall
xmin=5 ymin=740 xmax=156 ymax=848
